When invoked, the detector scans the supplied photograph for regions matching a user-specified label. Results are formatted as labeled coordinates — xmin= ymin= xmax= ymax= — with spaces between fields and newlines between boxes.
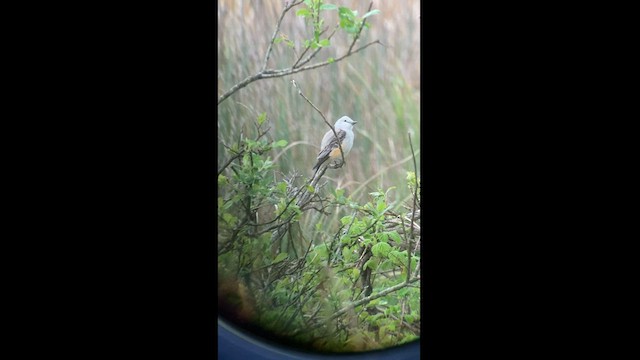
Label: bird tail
xmin=312 ymin=157 xmax=326 ymax=171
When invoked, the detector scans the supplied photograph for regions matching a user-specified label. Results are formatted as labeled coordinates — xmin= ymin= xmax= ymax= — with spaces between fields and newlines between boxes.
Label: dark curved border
xmin=218 ymin=318 xmax=420 ymax=359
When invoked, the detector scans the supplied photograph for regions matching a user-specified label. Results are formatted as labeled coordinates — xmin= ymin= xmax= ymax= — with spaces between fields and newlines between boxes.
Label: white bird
xmin=312 ymin=116 xmax=357 ymax=171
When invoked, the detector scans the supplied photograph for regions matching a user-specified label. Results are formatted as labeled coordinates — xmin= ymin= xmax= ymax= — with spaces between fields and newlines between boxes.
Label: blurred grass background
xmin=218 ymin=0 xmax=420 ymax=234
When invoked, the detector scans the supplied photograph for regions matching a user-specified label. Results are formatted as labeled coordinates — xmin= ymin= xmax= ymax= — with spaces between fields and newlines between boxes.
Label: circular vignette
xmin=218 ymin=317 xmax=420 ymax=360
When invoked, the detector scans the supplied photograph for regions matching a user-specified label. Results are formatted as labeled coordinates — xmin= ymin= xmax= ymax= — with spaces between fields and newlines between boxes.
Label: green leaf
xmin=388 ymin=250 xmax=408 ymax=266
xmin=338 ymin=7 xmax=355 ymax=21
xmin=274 ymin=139 xmax=288 ymax=148
xmin=273 ymin=252 xmax=288 ymax=263
xmin=388 ymin=231 xmax=403 ymax=244
xmin=342 ymin=246 xmax=352 ymax=261
xmin=327 ymin=57 xmax=335 ymax=63
xmin=363 ymin=258 xmax=375 ymax=271
xmin=362 ymin=9 xmax=381 ymax=19
xmin=296 ymin=8 xmax=310 ymax=17
xmin=318 ymin=39 xmax=330 ymax=47
xmin=314 ymin=243 xmax=328 ymax=260
xmin=406 ymin=171 xmax=416 ymax=186
xmin=274 ymin=37 xmax=283 ymax=45
xmin=257 ymin=112 xmax=267 ymax=125
xmin=222 ymin=213 xmax=237 ymax=226
xmin=320 ymin=4 xmax=337 ymax=10
xmin=218 ymin=174 xmax=228 ymax=186
xmin=371 ymin=242 xmax=392 ymax=258
xmin=307 ymin=185 xmax=315 ymax=193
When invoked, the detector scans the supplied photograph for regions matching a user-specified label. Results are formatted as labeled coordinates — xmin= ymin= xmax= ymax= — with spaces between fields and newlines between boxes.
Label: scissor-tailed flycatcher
xmin=312 ymin=116 xmax=357 ymax=171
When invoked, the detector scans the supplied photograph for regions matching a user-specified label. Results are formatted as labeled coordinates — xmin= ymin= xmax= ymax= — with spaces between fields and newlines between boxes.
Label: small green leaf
xmin=363 ymin=258 xmax=375 ymax=271
xmin=362 ymin=9 xmax=381 ymax=19
xmin=342 ymin=246 xmax=352 ymax=261
xmin=218 ymin=174 xmax=228 ymax=186
xmin=338 ymin=7 xmax=355 ymax=18
xmin=371 ymin=242 xmax=392 ymax=258
xmin=274 ymin=139 xmax=288 ymax=148
xmin=257 ymin=112 xmax=266 ymax=125
xmin=273 ymin=252 xmax=288 ymax=263
xmin=318 ymin=39 xmax=330 ymax=47
xmin=320 ymin=4 xmax=337 ymax=10
xmin=296 ymin=8 xmax=310 ymax=17
xmin=274 ymin=37 xmax=283 ymax=45
xmin=307 ymin=185 xmax=315 ymax=193
xmin=314 ymin=243 xmax=328 ymax=259
xmin=388 ymin=231 xmax=403 ymax=244
xmin=340 ymin=215 xmax=353 ymax=225
xmin=327 ymin=57 xmax=335 ymax=63
xmin=222 ymin=213 xmax=237 ymax=226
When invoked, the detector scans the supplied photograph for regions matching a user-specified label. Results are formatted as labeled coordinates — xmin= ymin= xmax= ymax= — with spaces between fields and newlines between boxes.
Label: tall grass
xmin=218 ymin=0 xmax=420 ymax=235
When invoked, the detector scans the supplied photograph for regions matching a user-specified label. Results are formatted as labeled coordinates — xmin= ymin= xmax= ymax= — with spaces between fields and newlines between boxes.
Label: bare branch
xmin=218 ymin=73 xmax=264 ymax=105
xmin=262 ymin=1 xmax=304 ymax=72
xmin=265 ymin=40 xmax=381 ymax=78
xmin=408 ymin=132 xmax=418 ymax=240
xmin=217 ymin=152 xmax=243 ymax=177
xmin=302 ymin=276 xmax=421 ymax=333
xmin=290 ymin=79 xmax=345 ymax=169
xmin=347 ymin=2 xmax=374 ymax=55
xmin=218 ymin=0 xmax=382 ymax=105
xmin=293 ymin=24 xmax=340 ymax=69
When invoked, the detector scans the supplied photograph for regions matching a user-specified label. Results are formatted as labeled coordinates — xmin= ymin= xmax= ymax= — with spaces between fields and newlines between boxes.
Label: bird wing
xmin=317 ymin=129 xmax=346 ymax=160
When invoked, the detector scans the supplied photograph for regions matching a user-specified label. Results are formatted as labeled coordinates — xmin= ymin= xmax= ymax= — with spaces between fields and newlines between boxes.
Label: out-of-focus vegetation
xmin=218 ymin=0 xmax=420 ymax=353
xmin=218 ymin=0 xmax=420 ymax=205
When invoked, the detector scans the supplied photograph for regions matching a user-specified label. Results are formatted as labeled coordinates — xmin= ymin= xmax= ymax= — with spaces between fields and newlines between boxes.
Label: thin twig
xmin=219 ymin=39 xmax=381 ymax=105
xmin=347 ymin=2 xmax=374 ymax=55
xmin=266 ymin=40 xmax=382 ymax=78
xmin=291 ymin=79 xmax=345 ymax=169
xmin=217 ymin=153 xmax=243 ymax=177
xmin=302 ymin=275 xmax=420 ymax=332
xmin=408 ymin=132 xmax=418 ymax=240
xmin=219 ymin=2 xmax=382 ymax=107
xmin=399 ymin=213 xmax=411 ymax=283
xmin=293 ymin=24 xmax=340 ymax=69
xmin=262 ymin=0 xmax=304 ymax=72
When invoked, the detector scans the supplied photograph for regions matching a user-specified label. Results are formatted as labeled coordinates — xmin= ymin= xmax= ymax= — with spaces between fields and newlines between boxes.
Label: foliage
xmin=218 ymin=114 xmax=420 ymax=353
xmin=218 ymin=1 xmax=420 ymax=353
